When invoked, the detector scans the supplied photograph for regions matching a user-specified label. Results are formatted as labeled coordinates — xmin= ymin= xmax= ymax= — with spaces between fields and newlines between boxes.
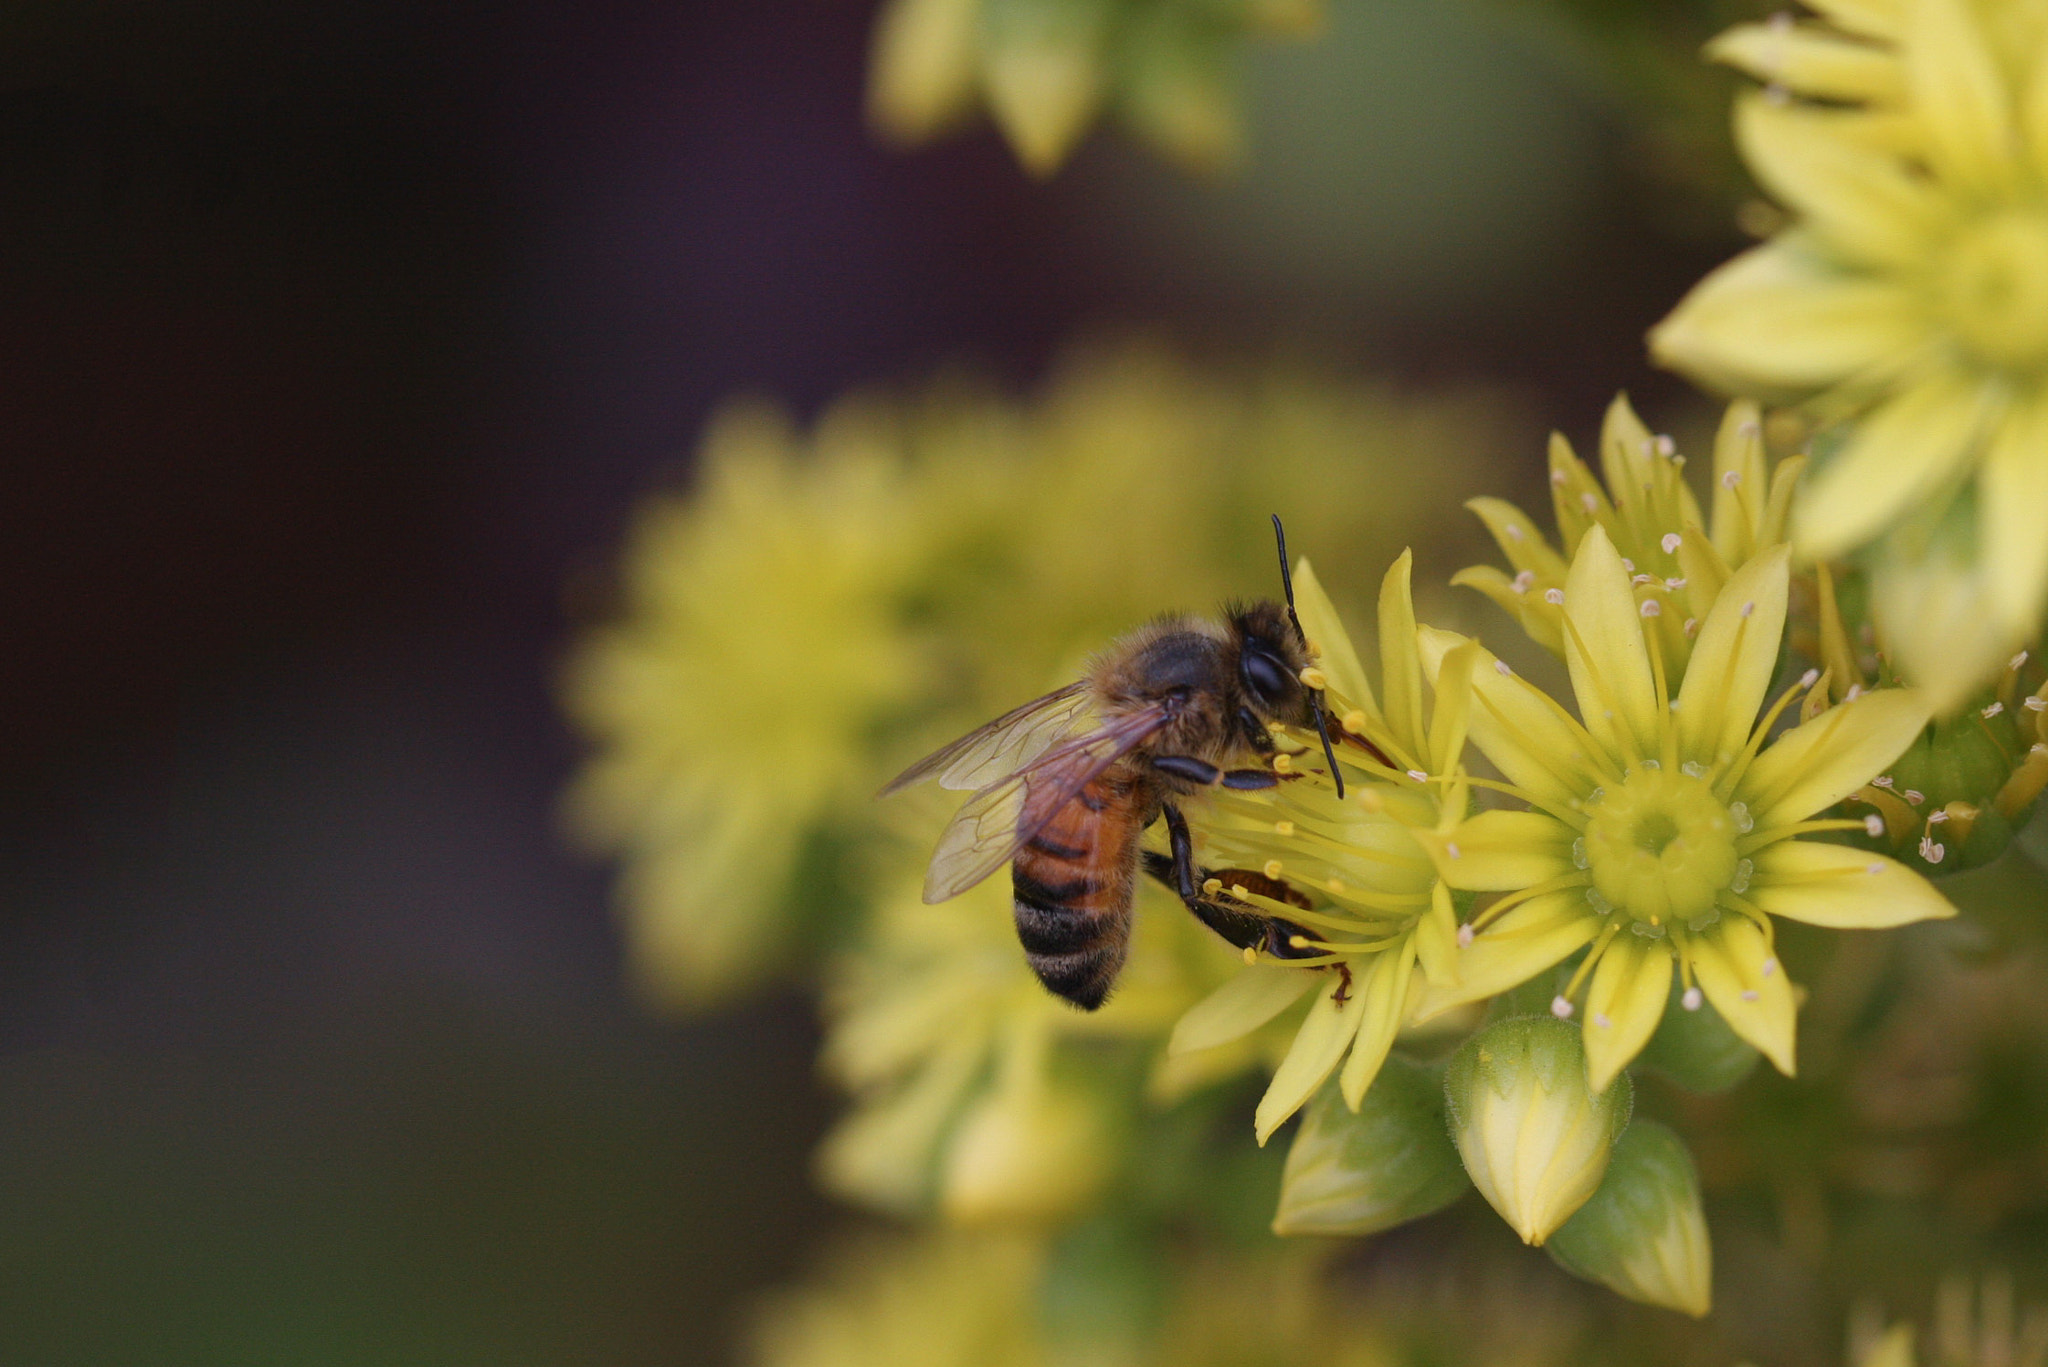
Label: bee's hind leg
xmin=1149 ymin=803 xmax=1320 ymax=961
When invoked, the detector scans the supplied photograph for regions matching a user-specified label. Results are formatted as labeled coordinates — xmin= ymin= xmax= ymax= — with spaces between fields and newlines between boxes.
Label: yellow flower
xmin=1456 ymin=393 xmax=1801 ymax=675
xmin=866 ymin=0 xmax=1323 ymax=175
xmin=1652 ymin=0 xmax=2048 ymax=707
xmin=1414 ymin=525 xmax=1954 ymax=1091
xmin=561 ymin=405 xmax=926 ymax=1008
xmin=1167 ymin=551 xmax=1477 ymax=1144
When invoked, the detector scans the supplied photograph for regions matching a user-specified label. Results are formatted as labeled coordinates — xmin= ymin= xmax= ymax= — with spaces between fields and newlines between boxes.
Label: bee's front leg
xmin=1149 ymin=803 xmax=1319 ymax=960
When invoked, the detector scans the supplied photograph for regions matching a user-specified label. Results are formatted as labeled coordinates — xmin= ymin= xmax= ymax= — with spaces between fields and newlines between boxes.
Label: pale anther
xmin=1264 ymin=860 xmax=1284 ymax=880
xmin=1274 ymin=820 xmax=1296 ymax=837
xmin=1544 ymin=588 xmax=1565 ymax=605
xmin=1864 ymin=815 xmax=1885 ymax=837
xmin=1457 ymin=923 xmax=1475 ymax=947
xmin=1511 ymin=569 xmax=1535 ymax=593
xmin=2013 ymin=651 xmax=2029 ymax=670
xmin=1681 ymin=987 xmax=1703 ymax=1011
xmin=1655 ymin=435 xmax=1675 ymax=456
xmin=1684 ymin=618 xmax=1699 ymax=636
xmin=1631 ymin=573 xmax=1652 ymax=586
xmin=1551 ymin=995 xmax=1574 ymax=1019
xmin=1580 ymin=493 xmax=1597 ymax=513
xmin=1446 ymin=842 xmax=1462 ymax=860
xmin=1622 ymin=558 xmax=1636 ymax=573
xmin=1867 ymin=863 xmax=1884 ymax=875
xmin=1594 ymin=1013 xmax=1612 ymax=1029
xmin=1406 ymin=769 xmax=1428 ymax=783
xmin=1741 ymin=601 xmax=1755 ymax=617
xmin=1919 ymin=836 xmax=1945 ymax=864
xmin=1845 ymin=684 xmax=1863 ymax=700
xmin=1665 ymin=577 xmax=1686 ymax=590
xmin=1506 ymin=523 xmax=1524 ymax=541
xmin=1799 ymin=669 xmax=1819 ymax=688
xmin=2027 ymin=697 xmax=2047 ymax=712
xmin=1495 ymin=660 xmax=1513 ymax=677
xmin=1722 ymin=470 xmax=1741 ymax=489
xmin=1661 ymin=533 xmax=1682 ymax=553
xmin=1872 ymin=774 xmax=1894 ymax=788
xmin=1742 ymin=988 xmax=1760 ymax=1001
xmin=1927 ymin=810 xmax=1948 ymax=824
xmin=1761 ymin=957 xmax=1777 ymax=977
xmin=1983 ymin=701 xmax=2004 ymax=718
xmin=1550 ymin=469 xmax=1567 ymax=486
xmin=1904 ymin=789 xmax=1924 ymax=805
xmin=1640 ymin=600 xmax=1661 ymax=618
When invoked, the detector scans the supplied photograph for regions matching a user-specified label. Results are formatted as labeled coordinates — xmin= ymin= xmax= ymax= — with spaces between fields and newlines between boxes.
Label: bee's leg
xmin=1238 ymin=706 xmax=1278 ymax=756
xmin=1150 ymin=754 xmax=1282 ymax=791
xmin=1152 ymin=803 xmax=1320 ymax=960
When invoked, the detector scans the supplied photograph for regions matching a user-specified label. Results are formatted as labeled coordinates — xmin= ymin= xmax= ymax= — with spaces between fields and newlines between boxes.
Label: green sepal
xmin=1547 ymin=1120 xmax=1713 ymax=1317
xmin=1271 ymin=1056 xmax=1469 ymax=1237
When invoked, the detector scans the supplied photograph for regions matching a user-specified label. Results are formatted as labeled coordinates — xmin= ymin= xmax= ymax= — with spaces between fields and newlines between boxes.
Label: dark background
xmin=0 ymin=1 xmax=1731 ymax=1361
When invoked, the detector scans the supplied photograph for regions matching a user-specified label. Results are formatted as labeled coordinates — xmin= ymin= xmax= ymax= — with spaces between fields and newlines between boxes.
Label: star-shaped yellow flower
xmin=1169 ymin=551 xmax=1478 ymax=1143
xmin=1652 ymin=0 xmax=2048 ymax=708
xmin=1413 ymin=526 xmax=1955 ymax=1091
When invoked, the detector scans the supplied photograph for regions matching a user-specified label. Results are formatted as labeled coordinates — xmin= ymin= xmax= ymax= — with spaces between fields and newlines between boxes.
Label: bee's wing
xmin=920 ymin=705 xmax=1172 ymax=904
xmin=878 ymin=680 xmax=1092 ymax=797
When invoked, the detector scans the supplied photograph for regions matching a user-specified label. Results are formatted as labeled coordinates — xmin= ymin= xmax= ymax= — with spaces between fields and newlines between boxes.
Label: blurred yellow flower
xmin=561 ymin=405 xmax=927 ymax=1008
xmin=1456 ymin=395 xmax=1801 ymax=677
xmin=1652 ymin=0 xmax=2048 ymax=707
xmin=1413 ymin=527 xmax=1953 ymax=1090
xmin=866 ymin=0 xmax=1323 ymax=175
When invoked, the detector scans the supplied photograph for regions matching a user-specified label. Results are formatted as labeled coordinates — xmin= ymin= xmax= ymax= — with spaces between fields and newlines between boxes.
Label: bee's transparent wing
xmin=920 ymin=706 xmax=1171 ymax=904
xmin=879 ymin=680 xmax=1092 ymax=797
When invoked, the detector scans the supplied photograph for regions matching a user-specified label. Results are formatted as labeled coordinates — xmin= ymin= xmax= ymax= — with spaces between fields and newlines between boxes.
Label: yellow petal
xmin=1871 ymin=544 xmax=2019 ymax=714
xmin=1427 ymin=639 xmax=1480 ymax=775
xmin=1596 ymin=394 xmax=1656 ymax=533
xmin=1689 ymin=917 xmax=1796 ymax=1076
xmin=1650 ymin=235 xmax=1924 ymax=399
xmin=1419 ymin=809 xmax=1578 ymax=891
xmin=1708 ymin=21 xmax=1905 ymax=103
xmin=1379 ymin=550 xmax=1428 ymax=765
xmin=1548 ymin=431 xmax=1615 ymax=555
xmin=1292 ymin=557 xmax=1377 ymax=714
xmin=1256 ymin=971 xmax=1369 ymax=1143
xmin=1418 ymin=627 xmax=1611 ymax=812
xmin=1796 ymin=370 xmax=1989 ymax=560
xmin=1736 ymin=94 xmax=1950 ymax=269
xmin=867 ymin=0 xmax=982 ymax=142
xmin=1904 ymin=0 xmax=2016 ymax=197
xmin=1411 ymin=891 xmax=1599 ymax=1019
xmin=1451 ymin=564 xmax=1560 ymax=651
xmin=1675 ymin=545 xmax=1791 ymax=769
xmin=1340 ymin=940 xmax=1418 ymax=1109
xmin=1170 ymin=965 xmax=1317 ymax=1055
xmin=1563 ymin=526 xmax=1660 ymax=771
xmin=1751 ymin=841 xmax=1956 ymax=928
xmin=1981 ymin=394 xmax=2048 ymax=634
xmin=1709 ymin=399 xmax=1768 ymax=565
xmin=2024 ymin=31 xmax=2048 ymax=185
xmin=1414 ymin=880 xmax=1462 ymax=988
xmin=1805 ymin=0 xmax=1905 ymax=41
xmin=1466 ymin=497 xmax=1569 ymax=580
xmin=1738 ymin=687 xmax=1931 ymax=826
xmin=1583 ymin=933 xmax=1676 ymax=1094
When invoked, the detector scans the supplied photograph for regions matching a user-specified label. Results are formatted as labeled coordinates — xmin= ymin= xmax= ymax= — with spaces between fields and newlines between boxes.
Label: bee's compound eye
xmin=1241 ymin=648 xmax=1295 ymax=707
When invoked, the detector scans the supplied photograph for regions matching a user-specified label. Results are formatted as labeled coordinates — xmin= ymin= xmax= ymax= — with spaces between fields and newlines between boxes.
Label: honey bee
xmin=881 ymin=517 xmax=1346 ymax=1009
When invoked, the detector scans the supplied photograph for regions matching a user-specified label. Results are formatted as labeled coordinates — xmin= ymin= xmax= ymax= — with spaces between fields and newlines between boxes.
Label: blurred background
xmin=0 ymin=0 xmax=1746 ymax=1360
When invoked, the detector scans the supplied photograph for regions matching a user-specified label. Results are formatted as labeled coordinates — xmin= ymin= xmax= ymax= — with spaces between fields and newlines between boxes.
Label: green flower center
xmin=1582 ymin=766 xmax=1740 ymax=926
xmin=1938 ymin=210 xmax=2048 ymax=370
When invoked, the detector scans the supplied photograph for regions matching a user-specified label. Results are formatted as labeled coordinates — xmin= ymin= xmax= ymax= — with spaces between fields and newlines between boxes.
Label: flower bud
xmin=1272 ymin=1057 xmax=1470 ymax=1237
xmin=1637 ymin=977 xmax=1759 ymax=1095
xmin=940 ymin=1060 xmax=1113 ymax=1225
xmin=1546 ymin=1121 xmax=1713 ymax=1317
xmin=1443 ymin=1016 xmax=1632 ymax=1245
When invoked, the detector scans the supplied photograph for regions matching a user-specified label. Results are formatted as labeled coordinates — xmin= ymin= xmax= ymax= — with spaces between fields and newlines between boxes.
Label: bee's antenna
xmin=1271 ymin=514 xmax=1345 ymax=799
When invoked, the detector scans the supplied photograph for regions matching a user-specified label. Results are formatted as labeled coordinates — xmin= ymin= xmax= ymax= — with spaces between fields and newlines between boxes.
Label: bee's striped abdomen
xmin=1011 ymin=770 xmax=1144 ymax=1010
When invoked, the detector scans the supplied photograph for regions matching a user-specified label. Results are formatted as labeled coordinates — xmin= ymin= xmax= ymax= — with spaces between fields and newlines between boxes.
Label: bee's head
xmin=1226 ymin=600 xmax=1311 ymax=721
